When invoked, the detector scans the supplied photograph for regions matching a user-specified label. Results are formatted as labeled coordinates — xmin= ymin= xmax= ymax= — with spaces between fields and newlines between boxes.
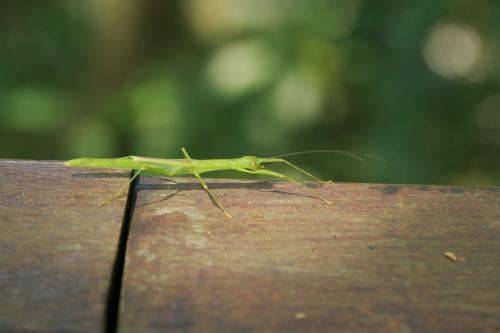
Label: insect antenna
xmin=262 ymin=149 xmax=382 ymax=164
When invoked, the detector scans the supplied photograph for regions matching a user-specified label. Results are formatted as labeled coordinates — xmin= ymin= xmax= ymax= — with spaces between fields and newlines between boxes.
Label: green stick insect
xmin=65 ymin=147 xmax=369 ymax=218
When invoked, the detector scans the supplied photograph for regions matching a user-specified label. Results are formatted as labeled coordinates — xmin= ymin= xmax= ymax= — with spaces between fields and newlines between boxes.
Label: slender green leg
xmin=264 ymin=158 xmax=333 ymax=184
xmin=193 ymin=172 xmax=232 ymax=218
xmin=280 ymin=159 xmax=333 ymax=184
xmin=181 ymin=147 xmax=232 ymax=218
xmin=239 ymin=168 xmax=298 ymax=183
xmin=181 ymin=147 xmax=192 ymax=159
xmin=238 ymin=168 xmax=333 ymax=204
xmin=99 ymin=167 xmax=144 ymax=206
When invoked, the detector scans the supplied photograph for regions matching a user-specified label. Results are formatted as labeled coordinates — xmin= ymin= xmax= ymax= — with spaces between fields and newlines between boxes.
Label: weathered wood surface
xmin=0 ymin=160 xmax=131 ymax=332
xmin=119 ymin=177 xmax=500 ymax=333
xmin=1 ymin=160 xmax=499 ymax=333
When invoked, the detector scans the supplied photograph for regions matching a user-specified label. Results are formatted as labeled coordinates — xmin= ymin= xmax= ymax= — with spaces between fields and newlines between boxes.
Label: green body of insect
xmin=65 ymin=147 xmax=346 ymax=218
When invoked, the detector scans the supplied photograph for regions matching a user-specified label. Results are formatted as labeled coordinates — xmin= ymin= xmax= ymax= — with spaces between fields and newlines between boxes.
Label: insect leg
xmin=238 ymin=168 xmax=298 ymax=183
xmin=181 ymin=147 xmax=192 ymax=159
xmin=237 ymin=168 xmax=333 ymax=205
xmin=181 ymin=147 xmax=232 ymax=218
xmin=193 ymin=172 xmax=232 ymax=218
xmin=265 ymin=158 xmax=333 ymax=184
xmin=99 ymin=167 xmax=144 ymax=206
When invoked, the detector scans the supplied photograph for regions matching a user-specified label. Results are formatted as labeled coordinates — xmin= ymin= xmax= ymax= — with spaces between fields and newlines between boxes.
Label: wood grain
xmin=119 ymin=177 xmax=500 ymax=333
xmin=0 ymin=160 xmax=131 ymax=332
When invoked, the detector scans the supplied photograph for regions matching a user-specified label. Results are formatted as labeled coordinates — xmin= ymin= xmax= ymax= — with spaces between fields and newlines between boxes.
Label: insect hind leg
xmin=99 ymin=167 xmax=144 ymax=207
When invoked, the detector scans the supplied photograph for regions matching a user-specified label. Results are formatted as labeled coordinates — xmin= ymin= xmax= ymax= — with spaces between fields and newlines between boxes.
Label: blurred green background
xmin=1 ymin=0 xmax=499 ymax=185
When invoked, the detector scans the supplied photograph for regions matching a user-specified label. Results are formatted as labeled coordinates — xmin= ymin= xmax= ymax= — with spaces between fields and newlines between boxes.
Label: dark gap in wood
xmin=105 ymin=171 xmax=138 ymax=333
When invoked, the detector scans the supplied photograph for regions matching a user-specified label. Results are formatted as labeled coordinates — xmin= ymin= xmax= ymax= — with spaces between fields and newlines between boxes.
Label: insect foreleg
xmin=238 ymin=168 xmax=298 ymax=183
xmin=237 ymin=168 xmax=333 ymax=205
xmin=273 ymin=159 xmax=332 ymax=184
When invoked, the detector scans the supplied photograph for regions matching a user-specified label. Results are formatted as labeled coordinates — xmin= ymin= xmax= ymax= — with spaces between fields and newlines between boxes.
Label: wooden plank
xmin=0 ymin=160 xmax=131 ymax=332
xmin=119 ymin=177 xmax=500 ymax=333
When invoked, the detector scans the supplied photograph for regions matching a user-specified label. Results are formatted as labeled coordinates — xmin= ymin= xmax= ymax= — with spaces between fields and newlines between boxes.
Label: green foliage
xmin=1 ymin=0 xmax=499 ymax=185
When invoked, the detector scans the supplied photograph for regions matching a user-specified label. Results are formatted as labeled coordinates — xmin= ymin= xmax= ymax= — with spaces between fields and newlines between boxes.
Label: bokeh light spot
xmin=129 ymin=74 xmax=184 ymax=155
xmin=185 ymin=0 xmax=283 ymax=42
xmin=207 ymin=40 xmax=278 ymax=97
xmin=422 ymin=22 xmax=482 ymax=79
xmin=273 ymin=72 xmax=323 ymax=129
